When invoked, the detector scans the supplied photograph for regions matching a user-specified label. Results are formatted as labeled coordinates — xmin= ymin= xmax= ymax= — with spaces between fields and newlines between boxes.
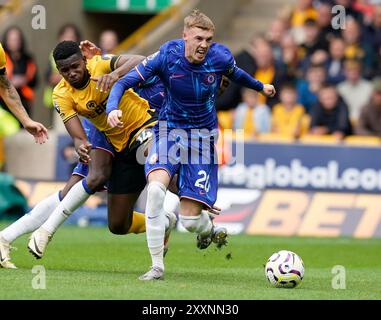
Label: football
xmin=265 ymin=250 xmax=305 ymax=288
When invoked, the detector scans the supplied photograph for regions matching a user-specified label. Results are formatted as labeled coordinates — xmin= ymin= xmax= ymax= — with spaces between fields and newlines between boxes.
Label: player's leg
xmin=0 ymin=174 xmax=82 ymax=269
xmin=177 ymin=151 xmax=227 ymax=250
xmin=179 ymin=198 xmax=227 ymax=249
xmin=107 ymin=173 xmax=176 ymax=244
xmin=138 ymin=126 xmax=180 ymax=280
xmin=28 ymin=148 xmax=112 ymax=259
xmin=138 ymin=169 xmax=173 ymax=281
xmin=107 ymin=193 xmax=143 ymax=234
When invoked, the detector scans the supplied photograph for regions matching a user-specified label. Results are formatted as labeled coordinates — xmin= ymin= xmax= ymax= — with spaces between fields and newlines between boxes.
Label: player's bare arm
xmin=91 ymin=54 xmax=145 ymax=93
xmin=0 ymin=74 xmax=48 ymax=144
xmin=80 ymin=40 xmax=145 ymax=93
xmin=64 ymin=115 xmax=92 ymax=163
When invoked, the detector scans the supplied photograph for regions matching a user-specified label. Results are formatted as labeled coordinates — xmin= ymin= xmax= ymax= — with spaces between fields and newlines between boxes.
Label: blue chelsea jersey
xmin=107 ymin=39 xmax=264 ymax=130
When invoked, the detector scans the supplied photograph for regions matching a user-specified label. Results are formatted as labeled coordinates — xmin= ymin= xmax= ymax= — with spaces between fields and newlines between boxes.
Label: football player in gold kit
xmin=27 ymin=41 xmax=176 ymax=258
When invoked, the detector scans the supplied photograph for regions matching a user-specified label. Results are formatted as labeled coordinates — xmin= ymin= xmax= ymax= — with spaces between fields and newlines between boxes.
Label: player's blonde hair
xmin=184 ymin=9 xmax=215 ymax=32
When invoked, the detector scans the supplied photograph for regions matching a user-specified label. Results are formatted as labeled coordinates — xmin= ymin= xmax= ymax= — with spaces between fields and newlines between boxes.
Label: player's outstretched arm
xmin=106 ymin=51 xmax=162 ymax=125
xmin=0 ymin=74 xmax=48 ymax=144
xmin=91 ymin=54 xmax=146 ymax=93
xmin=64 ymin=116 xmax=92 ymax=163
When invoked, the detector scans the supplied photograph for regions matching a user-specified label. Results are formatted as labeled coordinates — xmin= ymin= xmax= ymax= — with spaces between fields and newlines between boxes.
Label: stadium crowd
xmin=216 ymin=0 xmax=381 ymax=141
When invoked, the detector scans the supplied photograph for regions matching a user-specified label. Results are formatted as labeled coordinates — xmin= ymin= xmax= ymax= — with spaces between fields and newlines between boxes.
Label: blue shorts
xmin=72 ymin=118 xmax=114 ymax=178
xmin=145 ymin=127 xmax=218 ymax=208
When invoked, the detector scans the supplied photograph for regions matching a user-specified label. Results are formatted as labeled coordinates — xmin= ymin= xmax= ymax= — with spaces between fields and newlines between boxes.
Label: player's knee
xmin=86 ymin=173 xmax=109 ymax=192
xmin=146 ymin=181 xmax=166 ymax=212
xmin=179 ymin=215 xmax=200 ymax=233
xmin=108 ymin=222 xmax=130 ymax=235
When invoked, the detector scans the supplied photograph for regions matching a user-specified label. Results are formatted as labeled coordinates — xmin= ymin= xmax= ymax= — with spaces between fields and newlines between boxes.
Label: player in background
xmin=0 ymin=42 xmax=48 ymax=144
xmin=106 ymin=9 xmax=276 ymax=280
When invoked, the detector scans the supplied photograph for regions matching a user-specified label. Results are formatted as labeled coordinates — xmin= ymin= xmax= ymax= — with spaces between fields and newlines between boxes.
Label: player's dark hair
xmin=53 ymin=40 xmax=82 ymax=62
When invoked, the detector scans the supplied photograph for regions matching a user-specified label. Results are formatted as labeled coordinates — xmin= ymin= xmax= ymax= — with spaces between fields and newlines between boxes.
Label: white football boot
xmin=0 ymin=233 xmax=17 ymax=269
xmin=27 ymin=228 xmax=52 ymax=259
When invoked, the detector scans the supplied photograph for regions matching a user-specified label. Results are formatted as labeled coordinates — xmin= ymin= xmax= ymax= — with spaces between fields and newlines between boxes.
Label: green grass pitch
xmin=0 ymin=223 xmax=380 ymax=300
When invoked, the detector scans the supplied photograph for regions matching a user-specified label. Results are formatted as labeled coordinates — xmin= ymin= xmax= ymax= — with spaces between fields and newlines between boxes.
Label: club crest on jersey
xmin=86 ymin=100 xmax=97 ymax=110
xmin=205 ymin=73 xmax=216 ymax=84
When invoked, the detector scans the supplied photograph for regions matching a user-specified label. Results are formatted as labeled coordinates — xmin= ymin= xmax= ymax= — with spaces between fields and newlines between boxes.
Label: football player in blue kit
xmin=106 ymin=10 xmax=276 ymax=280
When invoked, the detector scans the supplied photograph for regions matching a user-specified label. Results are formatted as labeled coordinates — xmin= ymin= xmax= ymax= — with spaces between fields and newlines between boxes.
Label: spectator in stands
xmin=326 ymin=36 xmax=347 ymax=84
xmin=353 ymin=0 xmax=376 ymax=24
xmin=289 ymin=0 xmax=318 ymax=43
xmin=299 ymin=18 xmax=329 ymax=62
xmin=337 ymin=59 xmax=373 ymax=120
xmin=272 ymin=83 xmax=306 ymax=138
xmin=355 ymin=77 xmax=381 ymax=136
xmin=266 ymin=19 xmax=287 ymax=62
xmin=310 ymin=84 xmax=352 ymax=139
xmin=233 ymin=88 xmax=271 ymax=137
xmin=252 ymin=39 xmax=285 ymax=108
xmin=216 ymin=34 xmax=261 ymax=111
xmin=98 ymin=30 xmax=119 ymax=54
xmin=1 ymin=26 xmax=37 ymax=118
xmin=376 ymin=44 xmax=381 ymax=76
xmin=363 ymin=5 xmax=381 ymax=52
xmin=280 ymin=33 xmax=301 ymax=81
xmin=297 ymin=63 xmax=327 ymax=113
xmin=44 ymin=23 xmax=81 ymax=127
xmin=290 ymin=0 xmax=318 ymax=27
xmin=342 ymin=17 xmax=375 ymax=78
xmin=334 ymin=0 xmax=364 ymax=22
xmin=316 ymin=1 xmax=341 ymax=43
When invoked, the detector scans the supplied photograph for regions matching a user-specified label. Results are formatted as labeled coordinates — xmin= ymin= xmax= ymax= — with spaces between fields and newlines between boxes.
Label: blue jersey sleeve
xmin=106 ymin=51 xmax=163 ymax=114
xmin=219 ymin=45 xmax=264 ymax=92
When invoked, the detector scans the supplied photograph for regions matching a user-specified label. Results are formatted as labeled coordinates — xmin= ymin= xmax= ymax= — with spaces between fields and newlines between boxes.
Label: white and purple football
xmin=265 ymin=250 xmax=304 ymax=288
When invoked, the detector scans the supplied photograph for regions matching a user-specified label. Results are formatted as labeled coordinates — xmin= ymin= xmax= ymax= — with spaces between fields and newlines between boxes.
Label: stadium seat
xmin=298 ymin=134 xmax=340 ymax=145
xmin=256 ymin=133 xmax=295 ymax=143
xmin=344 ymin=135 xmax=381 ymax=147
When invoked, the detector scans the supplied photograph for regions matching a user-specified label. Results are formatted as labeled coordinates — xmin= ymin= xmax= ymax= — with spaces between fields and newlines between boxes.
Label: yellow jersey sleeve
xmin=52 ymin=82 xmax=77 ymax=123
xmin=0 ymin=43 xmax=7 ymax=74
xmin=87 ymin=54 xmax=119 ymax=75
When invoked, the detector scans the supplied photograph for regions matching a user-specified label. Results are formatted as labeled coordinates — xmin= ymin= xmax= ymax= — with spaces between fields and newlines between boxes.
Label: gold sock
xmin=127 ymin=211 xmax=146 ymax=234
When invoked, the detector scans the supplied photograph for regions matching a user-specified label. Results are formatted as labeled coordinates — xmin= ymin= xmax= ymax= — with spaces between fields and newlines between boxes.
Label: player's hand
xmin=108 ymin=110 xmax=123 ymax=128
xmin=79 ymin=40 xmax=101 ymax=60
xmin=260 ymin=84 xmax=276 ymax=98
xmin=207 ymin=205 xmax=221 ymax=216
xmin=91 ymin=72 xmax=119 ymax=92
xmin=76 ymin=141 xmax=92 ymax=163
xmin=23 ymin=119 xmax=49 ymax=144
